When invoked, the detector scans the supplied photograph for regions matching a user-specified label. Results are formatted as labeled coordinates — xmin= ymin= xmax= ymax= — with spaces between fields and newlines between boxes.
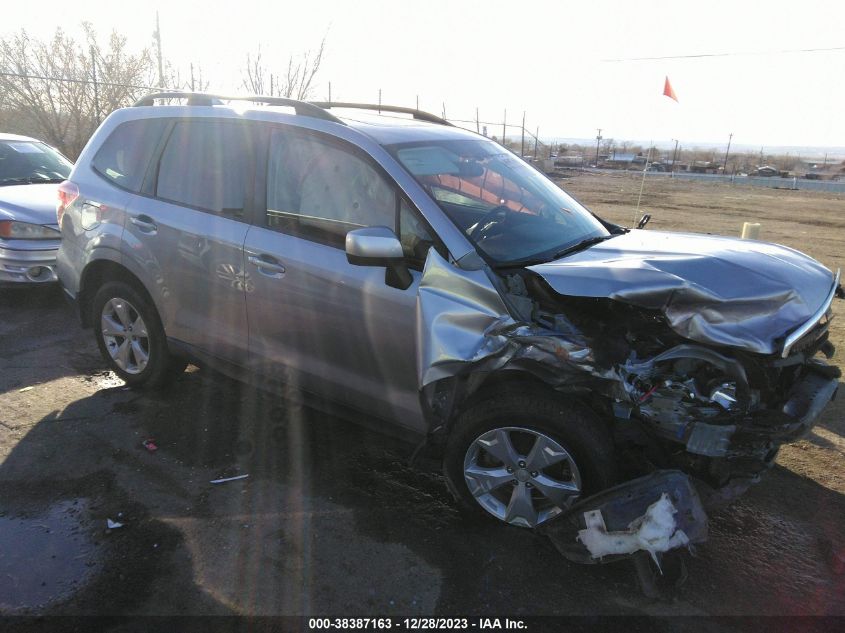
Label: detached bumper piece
xmin=540 ymin=470 xmax=708 ymax=597
xmin=540 ymin=470 xmax=708 ymax=565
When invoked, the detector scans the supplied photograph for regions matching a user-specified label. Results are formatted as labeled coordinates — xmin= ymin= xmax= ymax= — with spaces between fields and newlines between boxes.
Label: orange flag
xmin=663 ymin=76 xmax=678 ymax=102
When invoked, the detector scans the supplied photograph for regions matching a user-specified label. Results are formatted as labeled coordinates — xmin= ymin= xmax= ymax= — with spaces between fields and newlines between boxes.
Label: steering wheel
xmin=467 ymin=204 xmax=511 ymax=241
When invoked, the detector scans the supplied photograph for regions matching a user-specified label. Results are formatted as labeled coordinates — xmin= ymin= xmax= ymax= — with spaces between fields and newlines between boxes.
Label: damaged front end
xmin=417 ymin=236 xmax=841 ymax=566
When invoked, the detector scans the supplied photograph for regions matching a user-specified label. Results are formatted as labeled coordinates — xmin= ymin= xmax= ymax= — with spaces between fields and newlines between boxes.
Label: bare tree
xmin=0 ymin=24 xmax=155 ymax=158
xmin=242 ymin=46 xmax=269 ymax=95
xmin=241 ymin=35 xmax=327 ymax=100
xmin=155 ymin=59 xmax=210 ymax=93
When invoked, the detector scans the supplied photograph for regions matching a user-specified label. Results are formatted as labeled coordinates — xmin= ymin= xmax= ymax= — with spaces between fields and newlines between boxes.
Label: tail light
xmin=56 ymin=180 xmax=80 ymax=226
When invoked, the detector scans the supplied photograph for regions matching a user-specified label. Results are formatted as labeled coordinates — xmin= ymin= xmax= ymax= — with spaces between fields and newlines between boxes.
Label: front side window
xmin=156 ymin=120 xmax=252 ymax=218
xmin=399 ymin=198 xmax=436 ymax=265
xmin=387 ymin=139 xmax=609 ymax=266
xmin=266 ymin=129 xmax=395 ymax=246
xmin=0 ymin=140 xmax=71 ymax=186
xmin=91 ymin=119 xmax=168 ymax=192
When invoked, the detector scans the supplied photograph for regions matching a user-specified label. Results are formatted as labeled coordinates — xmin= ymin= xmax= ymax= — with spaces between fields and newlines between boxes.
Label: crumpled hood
xmin=528 ymin=229 xmax=835 ymax=355
xmin=0 ymin=183 xmax=60 ymax=226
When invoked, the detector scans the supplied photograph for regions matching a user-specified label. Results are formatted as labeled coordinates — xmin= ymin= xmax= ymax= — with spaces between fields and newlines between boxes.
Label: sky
xmin=3 ymin=0 xmax=844 ymax=152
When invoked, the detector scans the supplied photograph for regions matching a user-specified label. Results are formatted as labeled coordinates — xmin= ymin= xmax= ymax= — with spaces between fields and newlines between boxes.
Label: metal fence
xmin=640 ymin=170 xmax=845 ymax=194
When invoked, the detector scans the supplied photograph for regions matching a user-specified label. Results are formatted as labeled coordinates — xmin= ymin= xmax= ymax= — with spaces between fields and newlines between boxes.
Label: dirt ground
xmin=0 ymin=173 xmax=843 ymax=623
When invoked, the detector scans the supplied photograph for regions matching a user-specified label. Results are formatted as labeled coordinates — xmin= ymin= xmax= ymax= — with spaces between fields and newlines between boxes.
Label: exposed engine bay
xmin=520 ymin=265 xmax=840 ymax=493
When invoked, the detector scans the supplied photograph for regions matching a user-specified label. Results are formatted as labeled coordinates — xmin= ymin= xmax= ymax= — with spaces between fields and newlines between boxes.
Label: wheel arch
xmin=424 ymin=368 xmax=616 ymax=448
xmin=79 ymin=259 xmax=156 ymax=328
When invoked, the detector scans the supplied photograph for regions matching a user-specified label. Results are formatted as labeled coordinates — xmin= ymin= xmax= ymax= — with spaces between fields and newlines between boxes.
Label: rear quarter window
xmin=91 ymin=119 xmax=169 ymax=192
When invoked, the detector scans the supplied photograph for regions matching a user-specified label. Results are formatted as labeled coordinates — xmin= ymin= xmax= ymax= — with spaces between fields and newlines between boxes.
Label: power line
xmin=0 ymin=70 xmax=159 ymax=91
xmin=602 ymin=45 xmax=845 ymax=62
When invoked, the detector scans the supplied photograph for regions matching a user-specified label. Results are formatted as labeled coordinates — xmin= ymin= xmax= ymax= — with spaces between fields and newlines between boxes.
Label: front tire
xmin=444 ymin=386 xmax=617 ymax=528
xmin=92 ymin=281 xmax=186 ymax=388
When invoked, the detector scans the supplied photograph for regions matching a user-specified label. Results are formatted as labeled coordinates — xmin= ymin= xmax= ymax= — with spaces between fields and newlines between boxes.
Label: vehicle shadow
xmin=0 ymin=366 xmax=645 ymax=617
xmin=682 ymin=462 xmax=845 ymax=615
xmin=2 ymin=366 xmax=844 ymax=616
xmin=0 ymin=286 xmax=108 ymax=398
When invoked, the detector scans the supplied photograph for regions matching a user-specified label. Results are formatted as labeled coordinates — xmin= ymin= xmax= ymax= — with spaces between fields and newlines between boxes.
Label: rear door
xmin=244 ymin=125 xmax=440 ymax=432
xmin=122 ymin=118 xmax=256 ymax=364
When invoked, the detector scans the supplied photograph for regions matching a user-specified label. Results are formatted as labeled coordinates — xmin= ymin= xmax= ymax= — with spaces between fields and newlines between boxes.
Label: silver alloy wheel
xmin=463 ymin=426 xmax=582 ymax=528
xmin=100 ymin=297 xmax=150 ymax=375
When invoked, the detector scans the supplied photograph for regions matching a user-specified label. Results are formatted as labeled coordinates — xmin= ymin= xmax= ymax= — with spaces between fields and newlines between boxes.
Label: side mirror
xmin=346 ymin=226 xmax=412 ymax=290
xmin=636 ymin=213 xmax=651 ymax=230
xmin=346 ymin=226 xmax=404 ymax=265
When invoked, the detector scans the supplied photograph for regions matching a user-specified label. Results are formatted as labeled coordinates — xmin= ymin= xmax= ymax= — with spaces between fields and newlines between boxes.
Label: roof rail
xmin=309 ymin=102 xmax=453 ymax=127
xmin=133 ymin=92 xmax=344 ymax=124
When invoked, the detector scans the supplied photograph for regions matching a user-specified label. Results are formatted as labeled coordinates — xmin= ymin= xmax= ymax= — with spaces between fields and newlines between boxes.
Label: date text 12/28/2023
xmin=308 ymin=618 xmax=527 ymax=630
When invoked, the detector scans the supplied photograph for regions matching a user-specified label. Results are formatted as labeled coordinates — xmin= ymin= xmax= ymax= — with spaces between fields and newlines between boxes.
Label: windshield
xmin=387 ymin=138 xmax=609 ymax=265
xmin=0 ymin=140 xmax=72 ymax=186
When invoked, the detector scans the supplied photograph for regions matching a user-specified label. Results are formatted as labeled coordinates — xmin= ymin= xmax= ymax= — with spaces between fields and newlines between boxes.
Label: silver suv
xmin=57 ymin=93 xmax=840 ymax=545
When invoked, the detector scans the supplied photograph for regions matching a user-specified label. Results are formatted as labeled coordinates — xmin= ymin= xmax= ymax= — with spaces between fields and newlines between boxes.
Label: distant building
xmin=690 ymin=160 xmax=721 ymax=174
xmin=605 ymin=153 xmax=647 ymax=169
xmin=554 ymin=155 xmax=584 ymax=167
xmin=800 ymin=160 xmax=843 ymax=180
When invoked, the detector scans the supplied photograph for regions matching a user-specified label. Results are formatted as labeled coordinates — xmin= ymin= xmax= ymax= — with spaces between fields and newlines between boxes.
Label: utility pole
xmin=91 ymin=46 xmax=100 ymax=125
xmin=190 ymin=63 xmax=195 ymax=91
xmin=534 ymin=126 xmax=539 ymax=158
xmin=521 ymin=111 xmax=526 ymax=157
xmin=476 ymin=107 xmax=480 ymax=134
xmin=595 ymin=128 xmax=603 ymax=167
xmin=153 ymin=12 xmax=164 ymax=88
xmin=671 ymin=139 xmax=679 ymax=172
xmin=378 ymin=89 xmax=382 ymax=113
xmin=502 ymin=109 xmax=507 ymax=148
xmin=723 ymin=132 xmax=733 ymax=173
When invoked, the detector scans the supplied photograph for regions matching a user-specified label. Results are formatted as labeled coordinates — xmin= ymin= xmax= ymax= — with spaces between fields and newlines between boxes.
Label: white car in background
xmin=0 ymin=133 xmax=72 ymax=284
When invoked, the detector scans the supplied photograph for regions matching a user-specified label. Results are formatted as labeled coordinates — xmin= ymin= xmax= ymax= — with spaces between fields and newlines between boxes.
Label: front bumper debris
xmin=540 ymin=470 xmax=708 ymax=565
xmin=782 ymin=366 xmax=840 ymax=432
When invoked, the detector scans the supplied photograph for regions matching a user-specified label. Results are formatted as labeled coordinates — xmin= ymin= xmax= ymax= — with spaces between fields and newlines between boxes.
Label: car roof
xmin=339 ymin=113 xmax=482 ymax=145
xmin=0 ymin=132 xmax=41 ymax=143
xmin=115 ymin=101 xmax=485 ymax=148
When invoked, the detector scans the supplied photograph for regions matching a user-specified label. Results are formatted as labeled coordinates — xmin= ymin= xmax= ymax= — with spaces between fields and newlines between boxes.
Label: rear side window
xmin=91 ymin=119 xmax=168 ymax=192
xmin=156 ymin=120 xmax=252 ymax=218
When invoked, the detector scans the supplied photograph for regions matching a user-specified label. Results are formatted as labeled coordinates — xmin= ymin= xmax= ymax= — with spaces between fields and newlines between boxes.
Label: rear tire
xmin=92 ymin=280 xmax=186 ymax=389
xmin=444 ymin=385 xmax=617 ymax=528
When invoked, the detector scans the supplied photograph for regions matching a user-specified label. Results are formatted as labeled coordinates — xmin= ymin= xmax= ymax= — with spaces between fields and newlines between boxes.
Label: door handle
xmin=130 ymin=215 xmax=158 ymax=233
xmin=248 ymin=254 xmax=286 ymax=276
